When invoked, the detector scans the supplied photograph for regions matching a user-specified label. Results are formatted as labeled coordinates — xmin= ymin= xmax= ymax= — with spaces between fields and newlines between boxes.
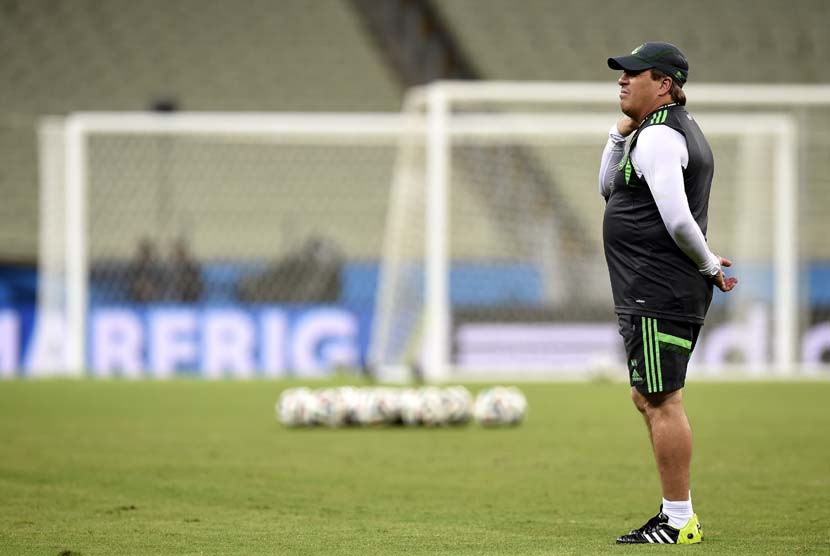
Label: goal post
xmin=369 ymin=81 xmax=830 ymax=383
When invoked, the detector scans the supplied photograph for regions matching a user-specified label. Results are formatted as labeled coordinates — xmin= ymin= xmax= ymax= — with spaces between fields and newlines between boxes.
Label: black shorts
xmin=617 ymin=314 xmax=701 ymax=395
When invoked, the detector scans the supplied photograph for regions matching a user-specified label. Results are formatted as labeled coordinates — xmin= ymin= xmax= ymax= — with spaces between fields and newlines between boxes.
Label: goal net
xmin=33 ymin=83 xmax=830 ymax=381
xmin=35 ymin=113 xmax=408 ymax=377
xmin=370 ymin=82 xmax=830 ymax=382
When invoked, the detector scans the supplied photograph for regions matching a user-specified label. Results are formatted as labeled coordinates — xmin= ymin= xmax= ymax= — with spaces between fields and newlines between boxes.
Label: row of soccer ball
xmin=276 ymin=385 xmax=528 ymax=427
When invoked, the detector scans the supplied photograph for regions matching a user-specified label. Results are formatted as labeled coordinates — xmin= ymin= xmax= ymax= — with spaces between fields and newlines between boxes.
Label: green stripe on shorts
xmin=641 ymin=317 xmax=652 ymax=393
xmin=652 ymin=318 xmax=663 ymax=392
xmin=657 ymin=331 xmax=692 ymax=355
xmin=646 ymin=318 xmax=657 ymax=393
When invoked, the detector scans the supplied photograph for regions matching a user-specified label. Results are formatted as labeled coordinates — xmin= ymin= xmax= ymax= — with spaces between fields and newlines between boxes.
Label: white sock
xmin=662 ymin=497 xmax=693 ymax=529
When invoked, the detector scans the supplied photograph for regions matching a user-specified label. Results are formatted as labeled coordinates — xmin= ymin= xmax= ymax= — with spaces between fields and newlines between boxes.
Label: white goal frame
xmin=49 ymin=112 xmax=418 ymax=375
xmin=373 ymin=81 xmax=830 ymax=383
xmin=43 ymin=82 xmax=830 ymax=379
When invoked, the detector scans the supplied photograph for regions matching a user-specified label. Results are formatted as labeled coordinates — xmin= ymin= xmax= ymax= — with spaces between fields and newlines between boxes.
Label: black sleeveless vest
xmin=602 ymin=104 xmax=715 ymax=323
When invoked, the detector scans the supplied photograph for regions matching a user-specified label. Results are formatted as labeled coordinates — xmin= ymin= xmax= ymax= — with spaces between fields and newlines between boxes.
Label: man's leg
xmin=616 ymin=316 xmax=703 ymax=544
xmin=630 ymin=387 xmax=692 ymax=501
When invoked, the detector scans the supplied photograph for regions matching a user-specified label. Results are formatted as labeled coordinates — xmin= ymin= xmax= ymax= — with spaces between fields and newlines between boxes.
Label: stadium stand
xmin=435 ymin=0 xmax=830 ymax=83
xmin=0 ymin=0 xmax=401 ymax=266
xmin=351 ymin=0 xmax=479 ymax=85
xmin=3 ymin=0 xmax=830 ymax=312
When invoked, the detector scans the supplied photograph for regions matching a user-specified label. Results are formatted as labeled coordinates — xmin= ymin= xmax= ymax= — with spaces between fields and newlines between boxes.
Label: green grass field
xmin=1 ymin=379 xmax=828 ymax=556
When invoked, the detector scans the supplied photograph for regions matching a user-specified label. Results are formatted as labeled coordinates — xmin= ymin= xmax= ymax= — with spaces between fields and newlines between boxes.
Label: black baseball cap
xmin=608 ymin=42 xmax=689 ymax=86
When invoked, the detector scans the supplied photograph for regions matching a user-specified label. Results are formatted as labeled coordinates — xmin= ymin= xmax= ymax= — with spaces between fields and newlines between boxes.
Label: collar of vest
xmin=639 ymin=103 xmax=679 ymax=127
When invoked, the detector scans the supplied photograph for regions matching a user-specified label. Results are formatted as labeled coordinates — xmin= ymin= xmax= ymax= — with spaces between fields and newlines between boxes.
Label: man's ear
xmin=658 ymin=77 xmax=672 ymax=97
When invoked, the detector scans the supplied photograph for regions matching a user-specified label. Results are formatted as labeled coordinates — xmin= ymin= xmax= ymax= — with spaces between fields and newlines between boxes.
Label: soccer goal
xmin=34 ymin=82 xmax=830 ymax=381
xmin=369 ymin=81 xmax=830 ymax=383
xmin=35 ymin=113 xmax=417 ymax=377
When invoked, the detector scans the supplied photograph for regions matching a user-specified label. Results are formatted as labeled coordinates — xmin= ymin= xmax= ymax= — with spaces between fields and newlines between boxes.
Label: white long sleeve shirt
xmin=599 ymin=123 xmax=721 ymax=277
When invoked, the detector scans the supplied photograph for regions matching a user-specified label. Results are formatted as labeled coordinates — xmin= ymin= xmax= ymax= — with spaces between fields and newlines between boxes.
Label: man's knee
xmin=630 ymin=387 xmax=649 ymax=415
xmin=630 ymin=387 xmax=683 ymax=418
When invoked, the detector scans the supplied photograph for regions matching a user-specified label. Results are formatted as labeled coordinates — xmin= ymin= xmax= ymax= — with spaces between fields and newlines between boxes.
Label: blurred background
xmin=1 ymin=0 xmax=829 ymax=378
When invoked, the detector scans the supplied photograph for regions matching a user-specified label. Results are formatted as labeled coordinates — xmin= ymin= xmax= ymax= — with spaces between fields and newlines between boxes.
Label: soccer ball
xmin=277 ymin=385 xmax=516 ymax=428
xmin=443 ymin=385 xmax=473 ymax=425
xmin=418 ymin=386 xmax=451 ymax=427
xmin=473 ymin=386 xmax=527 ymax=426
xmin=312 ymin=387 xmax=359 ymax=427
xmin=397 ymin=386 xmax=475 ymax=426
xmin=399 ymin=388 xmax=424 ymax=426
xmin=335 ymin=386 xmax=362 ymax=425
xmin=354 ymin=387 xmax=401 ymax=425
xmin=276 ymin=387 xmax=319 ymax=427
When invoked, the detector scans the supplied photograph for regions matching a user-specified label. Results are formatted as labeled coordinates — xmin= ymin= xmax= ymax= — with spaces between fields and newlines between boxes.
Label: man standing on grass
xmin=598 ymin=41 xmax=738 ymax=545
